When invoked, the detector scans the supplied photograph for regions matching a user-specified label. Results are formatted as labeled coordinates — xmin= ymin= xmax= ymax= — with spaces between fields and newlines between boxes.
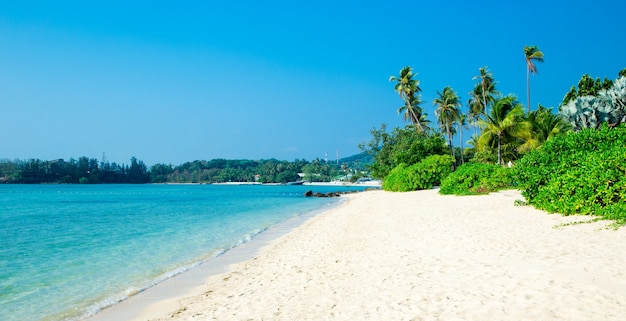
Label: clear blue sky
xmin=1 ymin=1 xmax=624 ymax=166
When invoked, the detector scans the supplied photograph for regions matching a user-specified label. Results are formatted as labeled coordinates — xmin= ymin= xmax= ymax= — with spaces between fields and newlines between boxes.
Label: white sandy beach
xmin=97 ymin=189 xmax=626 ymax=321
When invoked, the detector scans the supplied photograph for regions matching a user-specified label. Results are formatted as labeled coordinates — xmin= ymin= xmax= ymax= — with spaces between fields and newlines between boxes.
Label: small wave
xmin=75 ymin=229 xmax=270 ymax=321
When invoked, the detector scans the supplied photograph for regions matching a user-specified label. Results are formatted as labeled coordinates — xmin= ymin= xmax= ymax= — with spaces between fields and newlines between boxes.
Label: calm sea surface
xmin=0 ymin=184 xmax=368 ymax=321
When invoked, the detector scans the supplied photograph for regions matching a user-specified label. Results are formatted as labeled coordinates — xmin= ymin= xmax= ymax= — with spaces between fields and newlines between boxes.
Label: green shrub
xmin=513 ymin=124 xmax=626 ymax=223
xmin=382 ymin=154 xmax=454 ymax=192
xmin=363 ymin=125 xmax=448 ymax=179
xmin=439 ymin=162 xmax=514 ymax=195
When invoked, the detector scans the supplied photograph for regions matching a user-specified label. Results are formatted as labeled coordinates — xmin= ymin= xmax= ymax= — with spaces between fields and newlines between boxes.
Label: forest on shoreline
xmin=0 ymin=154 xmax=371 ymax=184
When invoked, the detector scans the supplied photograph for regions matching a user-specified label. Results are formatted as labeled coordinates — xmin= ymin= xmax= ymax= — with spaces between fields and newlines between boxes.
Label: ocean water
xmin=0 ymin=184 xmax=369 ymax=321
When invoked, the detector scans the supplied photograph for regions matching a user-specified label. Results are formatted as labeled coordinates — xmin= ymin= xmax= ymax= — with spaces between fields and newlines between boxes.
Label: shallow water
xmin=0 ymin=184 xmax=367 ymax=321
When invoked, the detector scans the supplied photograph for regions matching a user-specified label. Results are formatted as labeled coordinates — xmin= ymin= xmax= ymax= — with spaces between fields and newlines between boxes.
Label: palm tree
xmin=397 ymin=95 xmax=426 ymax=128
xmin=390 ymin=66 xmax=426 ymax=133
xmin=468 ymin=67 xmax=499 ymax=137
xmin=415 ymin=111 xmax=432 ymax=133
xmin=517 ymin=104 xmax=571 ymax=153
xmin=434 ymin=86 xmax=461 ymax=161
xmin=524 ymin=45 xmax=544 ymax=113
xmin=478 ymin=95 xmax=525 ymax=165
xmin=472 ymin=66 xmax=499 ymax=115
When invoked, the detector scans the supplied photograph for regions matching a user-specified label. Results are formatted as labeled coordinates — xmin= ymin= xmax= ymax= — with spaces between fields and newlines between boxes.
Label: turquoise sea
xmin=0 ymin=184 xmax=369 ymax=321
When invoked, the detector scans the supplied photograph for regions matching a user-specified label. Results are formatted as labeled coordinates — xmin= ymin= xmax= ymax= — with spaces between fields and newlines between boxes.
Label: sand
xmin=104 ymin=189 xmax=626 ymax=320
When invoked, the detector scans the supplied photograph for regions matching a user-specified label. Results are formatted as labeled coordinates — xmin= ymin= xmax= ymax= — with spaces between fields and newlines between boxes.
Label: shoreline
xmin=92 ymin=189 xmax=626 ymax=320
xmin=86 ymin=196 xmax=348 ymax=321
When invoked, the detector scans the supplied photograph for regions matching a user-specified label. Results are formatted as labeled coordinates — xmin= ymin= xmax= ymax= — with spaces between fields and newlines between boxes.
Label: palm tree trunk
xmin=447 ymin=124 xmax=455 ymax=169
xmin=482 ymin=81 xmax=488 ymax=115
xmin=497 ymin=135 xmax=502 ymax=165
xmin=526 ymin=67 xmax=531 ymax=113
xmin=407 ymin=102 xmax=424 ymax=133
xmin=459 ymin=125 xmax=464 ymax=164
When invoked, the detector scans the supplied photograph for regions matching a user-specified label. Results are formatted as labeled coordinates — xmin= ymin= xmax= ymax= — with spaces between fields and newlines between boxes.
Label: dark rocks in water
xmin=303 ymin=190 xmax=366 ymax=198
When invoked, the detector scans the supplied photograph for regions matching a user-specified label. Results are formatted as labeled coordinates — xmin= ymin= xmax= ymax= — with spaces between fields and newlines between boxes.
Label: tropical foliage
xmin=517 ymin=105 xmax=571 ymax=153
xmin=469 ymin=66 xmax=499 ymax=119
xmin=390 ymin=66 xmax=429 ymax=133
xmin=513 ymin=124 xmax=626 ymax=225
xmin=439 ymin=162 xmax=513 ymax=195
xmin=359 ymin=124 xmax=447 ymax=179
xmin=434 ymin=86 xmax=461 ymax=162
xmin=382 ymin=154 xmax=454 ymax=192
xmin=476 ymin=95 xmax=526 ymax=165
xmin=559 ymin=76 xmax=626 ymax=131
xmin=561 ymin=74 xmax=613 ymax=106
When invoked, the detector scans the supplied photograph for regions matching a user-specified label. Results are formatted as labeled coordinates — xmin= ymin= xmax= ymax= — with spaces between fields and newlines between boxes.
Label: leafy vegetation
xmin=476 ymin=95 xmax=526 ymax=165
xmin=513 ymin=124 xmax=626 ymax=225
xmin=561 ymin=74 xmax=613 ymax=106
xmin=434 ymin=86 xmax=461 ymax=164
xmin=516 ymin=105 xmax=571 ymax=153
xmin=359 ymin=124 xmax=448 ymax=179
xmin=382 ymin=154 xmax=454 ymax=192
xmin=439 ymin=162 xmax=513 ymax=195
xmin=559 ymin=76 xmax=626 ymax=131
xmin=390 ymin=66 xmax=430 ymax=133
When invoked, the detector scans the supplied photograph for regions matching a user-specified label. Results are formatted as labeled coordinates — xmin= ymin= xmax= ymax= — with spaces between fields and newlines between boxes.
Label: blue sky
xmin=1 ymin=1 xmax=624 ymax=166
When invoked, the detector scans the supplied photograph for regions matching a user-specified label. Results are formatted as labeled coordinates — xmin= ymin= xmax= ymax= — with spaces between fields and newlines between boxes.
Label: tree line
xmin=0 ymin=155 xmax=371 ymax=184
xmin=370 ymin=44 xmax=626 ymax=173
xmin=361 ymin=47 xmax=626 ymax=227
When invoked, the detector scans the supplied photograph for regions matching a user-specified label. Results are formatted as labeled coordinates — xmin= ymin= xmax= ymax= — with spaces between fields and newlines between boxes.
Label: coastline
xmin=86 ymin=196 xmax=348 ymax=321
xmin=93 ymin=189 xmax=626 ymax=320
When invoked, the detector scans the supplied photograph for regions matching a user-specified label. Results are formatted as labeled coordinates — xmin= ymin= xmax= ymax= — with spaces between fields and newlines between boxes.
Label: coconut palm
xmin=397 ymin=95 xmax=426 ymax=127
xmin=478 ymin=95 xmax=525 ymax=165
xmin=390 ymin=66 xmax=426 ymax=132
xmin=415 ymin=111 xmax=432 ymax=133
xmin=524 ymin=45 xmax=544 ymax=112
xmin=517 ymin=104 xmax=571 ymax=152
xmin=434 ymin=86 xmax=461 ymax=161
xmin=472 ymin=66 xmax=499 ymax=115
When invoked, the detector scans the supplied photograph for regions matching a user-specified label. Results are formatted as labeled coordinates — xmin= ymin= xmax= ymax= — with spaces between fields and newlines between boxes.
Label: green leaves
xmin=513 ymin=124 xmax=626 ymax=224
xmin=439 ymin=162 xmax=514 ymax=195
xmin=390 ymin=66 xmax=428 ymax=132
xmin=382 ymin=154 xmax=454 ymax=192
xmin=366 ymin=125 xmax=447 ymax=179
xmin=559 ymin=76 xmax=626 ymax=131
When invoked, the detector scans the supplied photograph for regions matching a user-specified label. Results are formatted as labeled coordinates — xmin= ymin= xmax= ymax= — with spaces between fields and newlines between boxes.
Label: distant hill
xmin=338 ymin=152 xmax=373 ymax=170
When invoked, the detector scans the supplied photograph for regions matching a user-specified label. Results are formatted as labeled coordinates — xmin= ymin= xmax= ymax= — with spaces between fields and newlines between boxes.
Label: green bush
xmin=363 ymin=125 xmax=448 ymax=179
xmin=513 ymin=124 xmax=626 ymax=224
xmin=382 ymin=154 xmax=454 ymax=192
xmin=439 ymin=162 xmax=514 ymax=195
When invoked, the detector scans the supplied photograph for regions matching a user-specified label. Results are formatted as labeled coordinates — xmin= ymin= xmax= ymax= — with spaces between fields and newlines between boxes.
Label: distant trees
xmin=0 ymin=156 xmax=368 ymax=184
xmin=0 ymin=157 xmax=149 ymax=184
xmin=359 ymin=125 xmax=447 ymax=179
